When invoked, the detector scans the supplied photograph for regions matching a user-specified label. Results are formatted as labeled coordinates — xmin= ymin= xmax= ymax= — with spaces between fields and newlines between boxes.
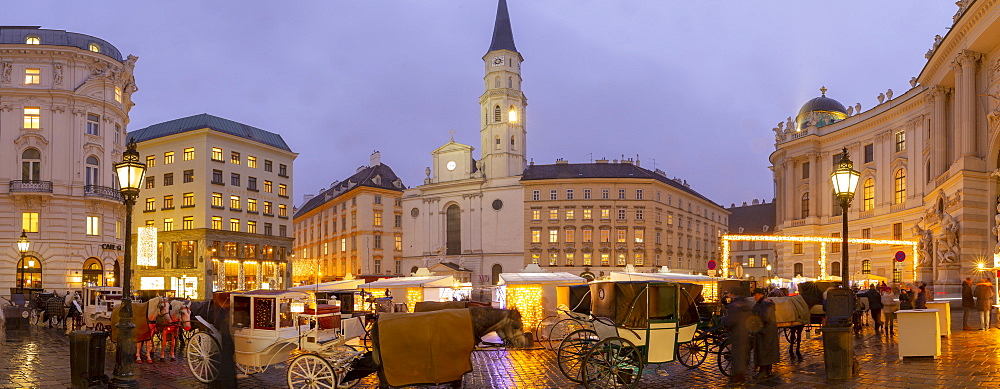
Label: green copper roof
xmin=128 ymin=113 xmax=292 ymax=152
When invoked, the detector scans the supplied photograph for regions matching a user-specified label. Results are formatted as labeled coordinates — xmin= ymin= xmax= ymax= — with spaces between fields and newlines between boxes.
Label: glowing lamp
xmin=978 ymin=263 xmax=986 ymax=270
xmin=290 ymin=302 xmax=305 ymax=313
xmin=508 ymin=108 xmax=518 ymax=122
xmin=114 ymin=139 xmax=147 ymax=197
xmin=16 ymin=230 xmax=30 ymax=254
xmin=830 ymin=148 xmax=860 ymax=200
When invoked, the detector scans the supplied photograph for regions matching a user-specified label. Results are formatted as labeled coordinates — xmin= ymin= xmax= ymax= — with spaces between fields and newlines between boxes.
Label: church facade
xmin=770 ymin=0 xmax=1000 ymax=293
xmin=400 ymin=0 xmax=527 ymax=285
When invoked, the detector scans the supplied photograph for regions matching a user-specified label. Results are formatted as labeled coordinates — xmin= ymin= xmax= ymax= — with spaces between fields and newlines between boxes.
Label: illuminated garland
xmin=137 ymin=227 xmax=158 ymax=266
xmin=406 ymin=288 xmax=422 ymax=313
xmin=505 ymin=285 xmax=544 ymax=331
xmin=721 ymin=234 xmax=918 ymax=280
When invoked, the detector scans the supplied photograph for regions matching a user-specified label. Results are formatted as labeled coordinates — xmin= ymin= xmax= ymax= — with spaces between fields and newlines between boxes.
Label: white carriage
xmin=185 ymin=290 xmax=367 ymax=388
xmin=81 ymin=286 xmax=122 ymax=331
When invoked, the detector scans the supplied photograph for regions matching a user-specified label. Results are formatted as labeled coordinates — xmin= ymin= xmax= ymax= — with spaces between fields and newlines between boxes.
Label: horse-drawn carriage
xmin=81 ymin=286 xmax=122 ymax=331
xmin=185 ymin=289 xmax=366 ymax=388
xmin=556 ymin=281 xmax=705 ymax=388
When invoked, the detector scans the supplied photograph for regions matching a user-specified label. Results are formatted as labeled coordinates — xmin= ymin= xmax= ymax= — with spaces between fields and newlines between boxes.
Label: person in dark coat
xmin=750 ymin=288 xmax=779 ymax=378
xmin=975 ymin=279 xmax=995 ymax=330
xmin=915 ymin=284 xmax=928 ymax=309
xmin=864 ymin=285 xmax=883 ymax=333
xmin=962 ymin=277 xmax=975 ymax=330
xmin=722 ymin=296 xmax=753 ymax=383
xmin=898 ymin=284 xmax=914 ymax=310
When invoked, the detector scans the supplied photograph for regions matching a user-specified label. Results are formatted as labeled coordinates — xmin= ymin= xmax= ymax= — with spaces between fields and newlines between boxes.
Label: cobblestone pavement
xmin=3 ymin=304 xmax=1000 ymax=388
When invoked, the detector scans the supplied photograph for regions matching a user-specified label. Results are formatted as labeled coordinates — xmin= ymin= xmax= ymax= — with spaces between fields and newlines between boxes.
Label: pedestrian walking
xmin=975 ymin=278 xmax=995 ymax=330
xmin=880 ymin=287 xmax=900 ymax=335
xmin=750 ymin=288 xmax=779 ymax=379
xmin=915 ymin=284 xmax=928 ymax=309
xmin=962 ymin=277 xmax=975 ymax=331
xmin=864 ymin=285 xmax=883 ymax=334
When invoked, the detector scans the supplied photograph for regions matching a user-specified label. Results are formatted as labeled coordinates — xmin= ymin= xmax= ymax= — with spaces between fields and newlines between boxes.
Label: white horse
xmin=153 ymin=299 xmax=192 ymax=362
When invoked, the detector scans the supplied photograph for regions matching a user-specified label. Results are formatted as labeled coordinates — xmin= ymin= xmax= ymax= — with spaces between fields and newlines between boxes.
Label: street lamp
xmin=17 ymin=230 xmax=30 ymax=294
xmin=830 ymin=147 xmax=860 ymax=287
xmin=111 ymin=139 xmax=146 ymax=388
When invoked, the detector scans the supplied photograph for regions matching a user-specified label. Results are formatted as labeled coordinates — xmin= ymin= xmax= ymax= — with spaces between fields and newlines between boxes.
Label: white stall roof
xmin=289 ymin=279 xmax=365 ymax=292
xmin=610 ymin=272 xmax=716 ymax=282
xmin=359 ymin=275 xmax=456 ymax=289
xmin=499 ymin=272 xmax=587 ymax=285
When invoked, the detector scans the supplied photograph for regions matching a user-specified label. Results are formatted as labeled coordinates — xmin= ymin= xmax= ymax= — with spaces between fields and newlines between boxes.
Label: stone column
xmin=958 ymin=51 xmax=981 ymax=158
xmin=811 ymin=153 xmax=821 ymax=217
xmin=786 ymin=160 xmax=795 ymax=221
xmin=929 ymin=87 xmax=949 ymax=176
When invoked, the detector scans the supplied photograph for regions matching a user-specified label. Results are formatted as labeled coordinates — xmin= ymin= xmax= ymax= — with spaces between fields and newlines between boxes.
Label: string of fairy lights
xmin=721 ymin=234 xmax=919 ymax=280
xmin=505 ymin=285 xmax=544 ymax=331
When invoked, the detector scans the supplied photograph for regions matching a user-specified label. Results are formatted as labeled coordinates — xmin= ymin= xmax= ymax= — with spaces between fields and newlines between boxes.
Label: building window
xmin=22 ymin=212 xmax=39 ymax=232
xmin=24 ymin=68 xmax=40 ymax=85
xmin=231 ymin=173 xmax=240 ymax=186
xmin=85 ymin=216 xmax=100 ymax=236
xmin=802 ymin=162 xmax=810 ymax=179
xmin=89 ymin=43 xmax=100 ymax=52
xmin=494 ymin=105 xmax=501 ymax=122
xmin=926 ymin=161 xmax=932 ymax=183
xmin=247 ymin=198 xmax=257 ymax=212
xmin=549 ymin=253 xmax=558 ymax=266
xmin=583 ymin=253 xmax=592 ymax=266
xmin=565 ymin=210 xmax=574 ymax=220
xmin=162 ymin=151 xmax=174 ymax=165
xmin=212 ymin=217 xmax=222 ymax=230
xmin=279 ymin=164 xmax=288 ymax=177
xmin=231 ymin=152 xmax=241 ymax=165
xmin=23 ymin=107 xmax=40 ymax=129
xmin=247 ymin=220 xmax=257 ymax=234
xmin=566 ymin=253 xmax=575 ymax=266
xmin=394 ymin=236 xmax=403 ymax=251
xmin=601 ymin=208 xmax=611 ymax=220
xmin=115 ymin=87 xmax=122 ymax=103
xmin=602 ymin=189 xmax=610 ymax=199
xmin=549 ymin=209 xmax=558 ymax=220
xmin=374 ymin=211 xmax=383 ymax=227
xmin=618 ymin=189 xmax=626 ymax=199
xmin=862 ymin=259 xmax=871 ymax=274
xmin=163 ymin=173 xmax=174 ymax=186
xmin=211 ymin=192 xmax=223 ymax=208
xmin=530 ymin=254 xmax=540 ymax=264
xmin=532 ymin=190 xmax=539 ymax=201
xmin=230 ymin=218 xmax=240 ymax=232
xmin=183 ymin=216 xmax=194 ymax=230
xmin=830 ymin=261 xmax=841 ymax=277
xmin=446 ymin=204 xmax=461 ymax=255
xmin=566 ymin=190 xmax=574 ymax=200
xmin=793 ymin=263 xmax=804 ymax=277
xmin=183 ymin=192 xmax=194 ymax=207
xmin=183 ymin=147 xmax=195 ymax=161
xmin=601 ymin=253 xmax=610 ymax=266
xmin=163 ymin=195 xmax=174 ymax=210
xmin=264 ymin=180 xmax=272 ymax=192
xmin=279 ymin=184 xmax=288 ymax=197
xmin=373 ymin=234 xmax=382 ymax=249
xmin=374 ymin=195 xmax=382 ymax=204
xmin=864 ymin=143 xmax=874 ymax=163
xmin=145 ymin=155 xmax=156 ymax=168
xmin=617 ymin=209 xmax=626 ymax=220
xmin=144 ymin=177 xmax=155 ymax=189
xmin=550 ymin=189 xmax=557 ymax=200
xmin=25 ymin=36 xmax=39 ymax=44
xmin=230 ymin=195 xmax=241 ymax=210
xmin=831 ymin=232 xmax=840 ymax=253
xmin=531 ymin=209 xmax=540 ymax=220
xmin=583 ymin=229 xmax=592 ymax=242
xmin=145 ymin=198 xmax=155 ymax=211
xmin=163 ymin=218 xmax=174 ymax=232
xmin=636 ymin=189 xmax=643 ymax=200
xmin=894 ymin=169 xmax=906 ymax=204
xmin=793 ymin=241 xmax=803 ymax=254
xmin=892 ymin=222 xmax=902 ymax=240
xmin=212 ymin=147 xmax=223 ymax=161
xmin=600 ymin=229 xmax=610 ymax=243
xmin=617 ymin=253 xmax=626 ymax=266
xmin=635 ymin=209 xmax=644 ymax=220
xmin=531 ymin=230 xmax=541 ymax=243
xmin=583 ymin=209 xmax=592 ymax=220
xmin=549 ymin=230 xmax=558 ymax=243
xmin=395 ymin=214 xmax=402 ymax=228
xmin=617 ymin=229 xmax=626 ymax=243
xmin=584 ymin=189 xmax=592 ymax=199
xmin=263 ymin=201 xmax=272 ymax=215
xmin=861 ymin=228 xmax=871 ymax=250
xmin=264 ymin=223 xmax=272 ymax=235
xmin=248 ymin=177 xmax=257 ymax=191
xmin=264 ymin=160 xmax=273 ymax=172
xmin=279 ymin=225 xmax=287 ymax=237
xmin=566 ymin=230 xmax=575 ymax=242
xmin=863 ymin=179 xmax=874 ymax=211
xmin=894 ymin=131 xmax=906 ymax=152
xmin=278 ymin=204 xmax=287 ymax=217
xmin=800 ymin=192 xmax=809 ymax=218
xmin=635 ymin=229 xmax=644 ymax=243
xmin=183 ymin=169 xmax=194 ymax=183
xmin=247 ymin=156 xmax=257 ymax=168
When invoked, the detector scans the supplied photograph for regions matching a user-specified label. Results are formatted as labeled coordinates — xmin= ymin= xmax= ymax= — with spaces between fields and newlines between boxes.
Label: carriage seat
xmin=304 ymin=304 xmax=341 ymax=330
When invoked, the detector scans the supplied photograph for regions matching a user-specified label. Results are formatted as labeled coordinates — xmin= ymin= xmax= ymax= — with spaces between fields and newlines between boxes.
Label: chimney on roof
xmin=743 ymin=201 xmax=747 ymax=206
xmin=370 ymin=151 xmax=381 ymax=166
xmin=752 ymin=199 xmax=759 ymax=205
xmin=555 ymin=158 xmax=568 ymax=165
xmin=596 ymin=159 xmax=609 ymax=164
xmin=635 ymin=157 xmax=640 ymax=167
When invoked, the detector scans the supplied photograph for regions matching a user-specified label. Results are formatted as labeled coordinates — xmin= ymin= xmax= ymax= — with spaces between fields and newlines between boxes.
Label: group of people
xmin=721 ymin=287 xmax=780 ymax=382
xmin=962 ymin=277 xmax=995 ymax=331
xmin=850 ymin=281 xmax=927 ymax=336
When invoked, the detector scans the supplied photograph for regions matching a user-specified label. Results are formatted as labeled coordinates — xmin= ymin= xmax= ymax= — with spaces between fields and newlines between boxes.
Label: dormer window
xmin=89 ymin=43 xmax=100 ymax=53
xmin=25 ymin=36 xmax=39 ymax=45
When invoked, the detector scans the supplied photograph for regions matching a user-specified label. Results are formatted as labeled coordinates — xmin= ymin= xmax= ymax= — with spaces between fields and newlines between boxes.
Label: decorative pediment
xmin=431 ymin=140 xmax=474 ymax=155
xmin=529 ymin=245 xmax=541 ymax=252
xmin=83 ymin=142 xmax=105 ymax=156
xmin=563 ymin=247 xmax=576 ymax=253
xmin=889 ymin=157 xmax=907 ymax=172
xmin=547 ymin=245 xmax=560 ymax=252
xmin=15 ymin=133 xmax=49 ymax=148
xmin=598 ymin=246 xmax=611 ymax=253
xmin=580 ymin=246 xmax=593 ymax=253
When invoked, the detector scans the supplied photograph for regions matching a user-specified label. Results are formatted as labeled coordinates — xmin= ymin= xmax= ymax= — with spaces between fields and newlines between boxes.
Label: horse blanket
xmin=110 ymin=300 xmax=155 ymax=342
xmin=376 ymin=309 xmax=474 ymax=387
xmin=45 ymin=296 xmax=65 ymax=321
xmin=769 ymin=295 xmax=810 ymax=325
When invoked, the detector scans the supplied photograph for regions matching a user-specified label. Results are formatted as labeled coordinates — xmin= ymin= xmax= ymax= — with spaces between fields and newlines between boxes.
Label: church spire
xmin=488 ymin=0 xmax=517 ymax=52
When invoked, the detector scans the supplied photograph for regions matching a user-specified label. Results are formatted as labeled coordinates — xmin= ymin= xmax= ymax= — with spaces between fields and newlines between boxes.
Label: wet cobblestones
xmin=4 ymin=305 xmax=1000 ymax=388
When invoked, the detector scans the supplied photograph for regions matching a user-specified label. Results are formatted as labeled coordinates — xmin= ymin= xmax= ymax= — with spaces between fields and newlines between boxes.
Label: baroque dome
xmin=795 ymin=87 xmax=847 ymax=130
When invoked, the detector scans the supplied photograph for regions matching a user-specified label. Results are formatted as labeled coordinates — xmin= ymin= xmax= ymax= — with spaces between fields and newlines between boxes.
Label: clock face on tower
xmin=447 ymin=161 xmax=457 ymax=171
xmin=492 ymin=56 xmax=505 ymax=66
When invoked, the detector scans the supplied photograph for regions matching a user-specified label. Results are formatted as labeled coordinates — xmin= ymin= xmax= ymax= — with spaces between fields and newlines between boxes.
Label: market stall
xmin=497 ymin=272 xmax=587 ymax=331
xmin=358 ymin=275 xmax=459 ymax=313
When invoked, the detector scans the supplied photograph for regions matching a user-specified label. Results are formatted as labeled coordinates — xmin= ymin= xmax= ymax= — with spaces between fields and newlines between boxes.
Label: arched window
xmin=507 ymin=77 xmax=512 ymax=88
xmin=862 ymin=259 xmax=871 ymax=274
xmin=446 ymin=204 xmax=461 ymax=255
xmin=830 ymin=261 xmax=841 ymax=277
xmin=83 ymin=257 xmax=104 ymax=287
xmin=86 ymin=156 xmax=99 ymax=187
xmin=89 ymin=43 xmax=100 ymax=53
xmin=17 ymin=255 xmax=42 ymax=289
xmin=494 ymin=105 xmax=501 ymax=123
xmin=793 ymin=262 xmax=803 ymax=277
xmin=494 ymin=77 xmax=500 ymax=88
xmin=862 ymin=178 xmax=875 ymax=211
xmin=22 ymin=148 xmax=41 ymax=181
xmin=800 ymin=192 xmax=809 ymax=219
xmin=510 ymin=136 xmax=516 ymax=149
xmin=495 ymin=135 xmax=501 ymax=150
xmin=894 ymin=169 xmax=906 ymax=204
xmin=25 ymin=36 xmax=40 ymax=45
xmin=491 ymin=264 xmax=502 ymax=285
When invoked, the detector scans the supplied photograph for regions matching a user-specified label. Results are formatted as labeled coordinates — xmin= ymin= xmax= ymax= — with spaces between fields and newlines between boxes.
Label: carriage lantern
xmin=111 ymin=139 xmax=146 ymax=388
xmin=290 ymin=302 xmax=305 ymax=313
xmin=16 ymin=230 xmax=29 ymax=293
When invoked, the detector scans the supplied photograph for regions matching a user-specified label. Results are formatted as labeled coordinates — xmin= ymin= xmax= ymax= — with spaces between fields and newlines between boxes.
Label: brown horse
xmin=110 ymin=296 xmax=169 ymax=363
xmin=153 ymin=299 xmax=193 ymax=362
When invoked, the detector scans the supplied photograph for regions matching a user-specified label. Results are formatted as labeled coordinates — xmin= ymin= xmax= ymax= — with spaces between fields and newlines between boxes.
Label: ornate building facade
xmin=0 ymin=27 xmax=137 ymax=297
xmin=770 ymin=0 xmax=1000 ymax=293
xmin=293 ymin=152 xmax=405 ymax=283
xmin=128 ymin=114 xmax=296 ymax=298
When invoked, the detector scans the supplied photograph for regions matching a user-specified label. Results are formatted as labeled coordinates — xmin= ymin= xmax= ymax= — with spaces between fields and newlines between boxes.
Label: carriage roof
xmin=590 ymin=281 xmax=702 ymax=328
xmin=608 ymin=272 xmax=716 ymax=282
xmin=288 ymin=279 xmax=365 ymax=292
xmin=498 ymin=272 xmax=587 ymax=285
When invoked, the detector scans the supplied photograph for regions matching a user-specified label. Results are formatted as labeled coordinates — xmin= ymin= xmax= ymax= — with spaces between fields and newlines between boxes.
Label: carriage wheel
xmin=287 ymin=353 xmax=338 ymax=389
xmin=534 ymin=315 xmax=559 ymax=350
xmin=333 ymin=345 xmax=361 ymax=389
xmin=716 ymin=339 xmax=756 ymax=377
xmin=580 ymin=337 xmax=644 ymax=389
xmin=676 ymin=336 xmax=708 ymax=368
xmin=556 ymin=329 xmax=598 ymax=383
xmin=547 ymin=318 xmax=588 ymax=351
xmin=186 ymin=331 xmax=221 ymax=383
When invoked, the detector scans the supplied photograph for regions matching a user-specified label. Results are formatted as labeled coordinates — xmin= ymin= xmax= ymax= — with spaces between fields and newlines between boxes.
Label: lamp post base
xmin=821 ymin=326 xmax=857 ymax=380
xmin=109 ymin=298 xmax=138 ymax=388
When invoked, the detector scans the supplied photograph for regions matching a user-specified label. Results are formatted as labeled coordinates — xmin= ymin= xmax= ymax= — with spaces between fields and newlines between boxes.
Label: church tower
xmin=480 ymin=0 xmax=527 ymax=179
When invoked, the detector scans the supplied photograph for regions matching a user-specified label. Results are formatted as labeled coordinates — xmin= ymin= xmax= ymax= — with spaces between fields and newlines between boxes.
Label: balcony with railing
xmin=9 ymin=180 xmax=53 ymax=194
xmin=85 ymin=185 xmax=123 ymax=201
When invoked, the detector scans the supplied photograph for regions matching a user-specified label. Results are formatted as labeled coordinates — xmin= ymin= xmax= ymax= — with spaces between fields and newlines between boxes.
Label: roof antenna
xmin=587 ymin=153 xmax=593 ymax=163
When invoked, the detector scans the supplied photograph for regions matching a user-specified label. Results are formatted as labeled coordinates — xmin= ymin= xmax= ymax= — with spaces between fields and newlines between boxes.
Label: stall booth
xmin=289 ymin=279 xmax=366 ymax=318
xmin=359 ymin=275 xmax=459 ymax=313
xmin=497 ymin=272 xmax=587 ymax=332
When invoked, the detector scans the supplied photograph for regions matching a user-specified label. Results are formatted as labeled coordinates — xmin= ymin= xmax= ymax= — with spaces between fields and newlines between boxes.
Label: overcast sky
xmin=9 ymin=1 xmax=958 ymax=208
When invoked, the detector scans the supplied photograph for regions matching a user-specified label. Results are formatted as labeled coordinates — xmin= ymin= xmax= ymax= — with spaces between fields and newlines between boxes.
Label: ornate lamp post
xmin=830 ymin=147 xmax=860 ymax=287
xmin=110 ymin=139 xmax=146 ymax=388
xmin=17 ymin=231 xmax=30 ymax=294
